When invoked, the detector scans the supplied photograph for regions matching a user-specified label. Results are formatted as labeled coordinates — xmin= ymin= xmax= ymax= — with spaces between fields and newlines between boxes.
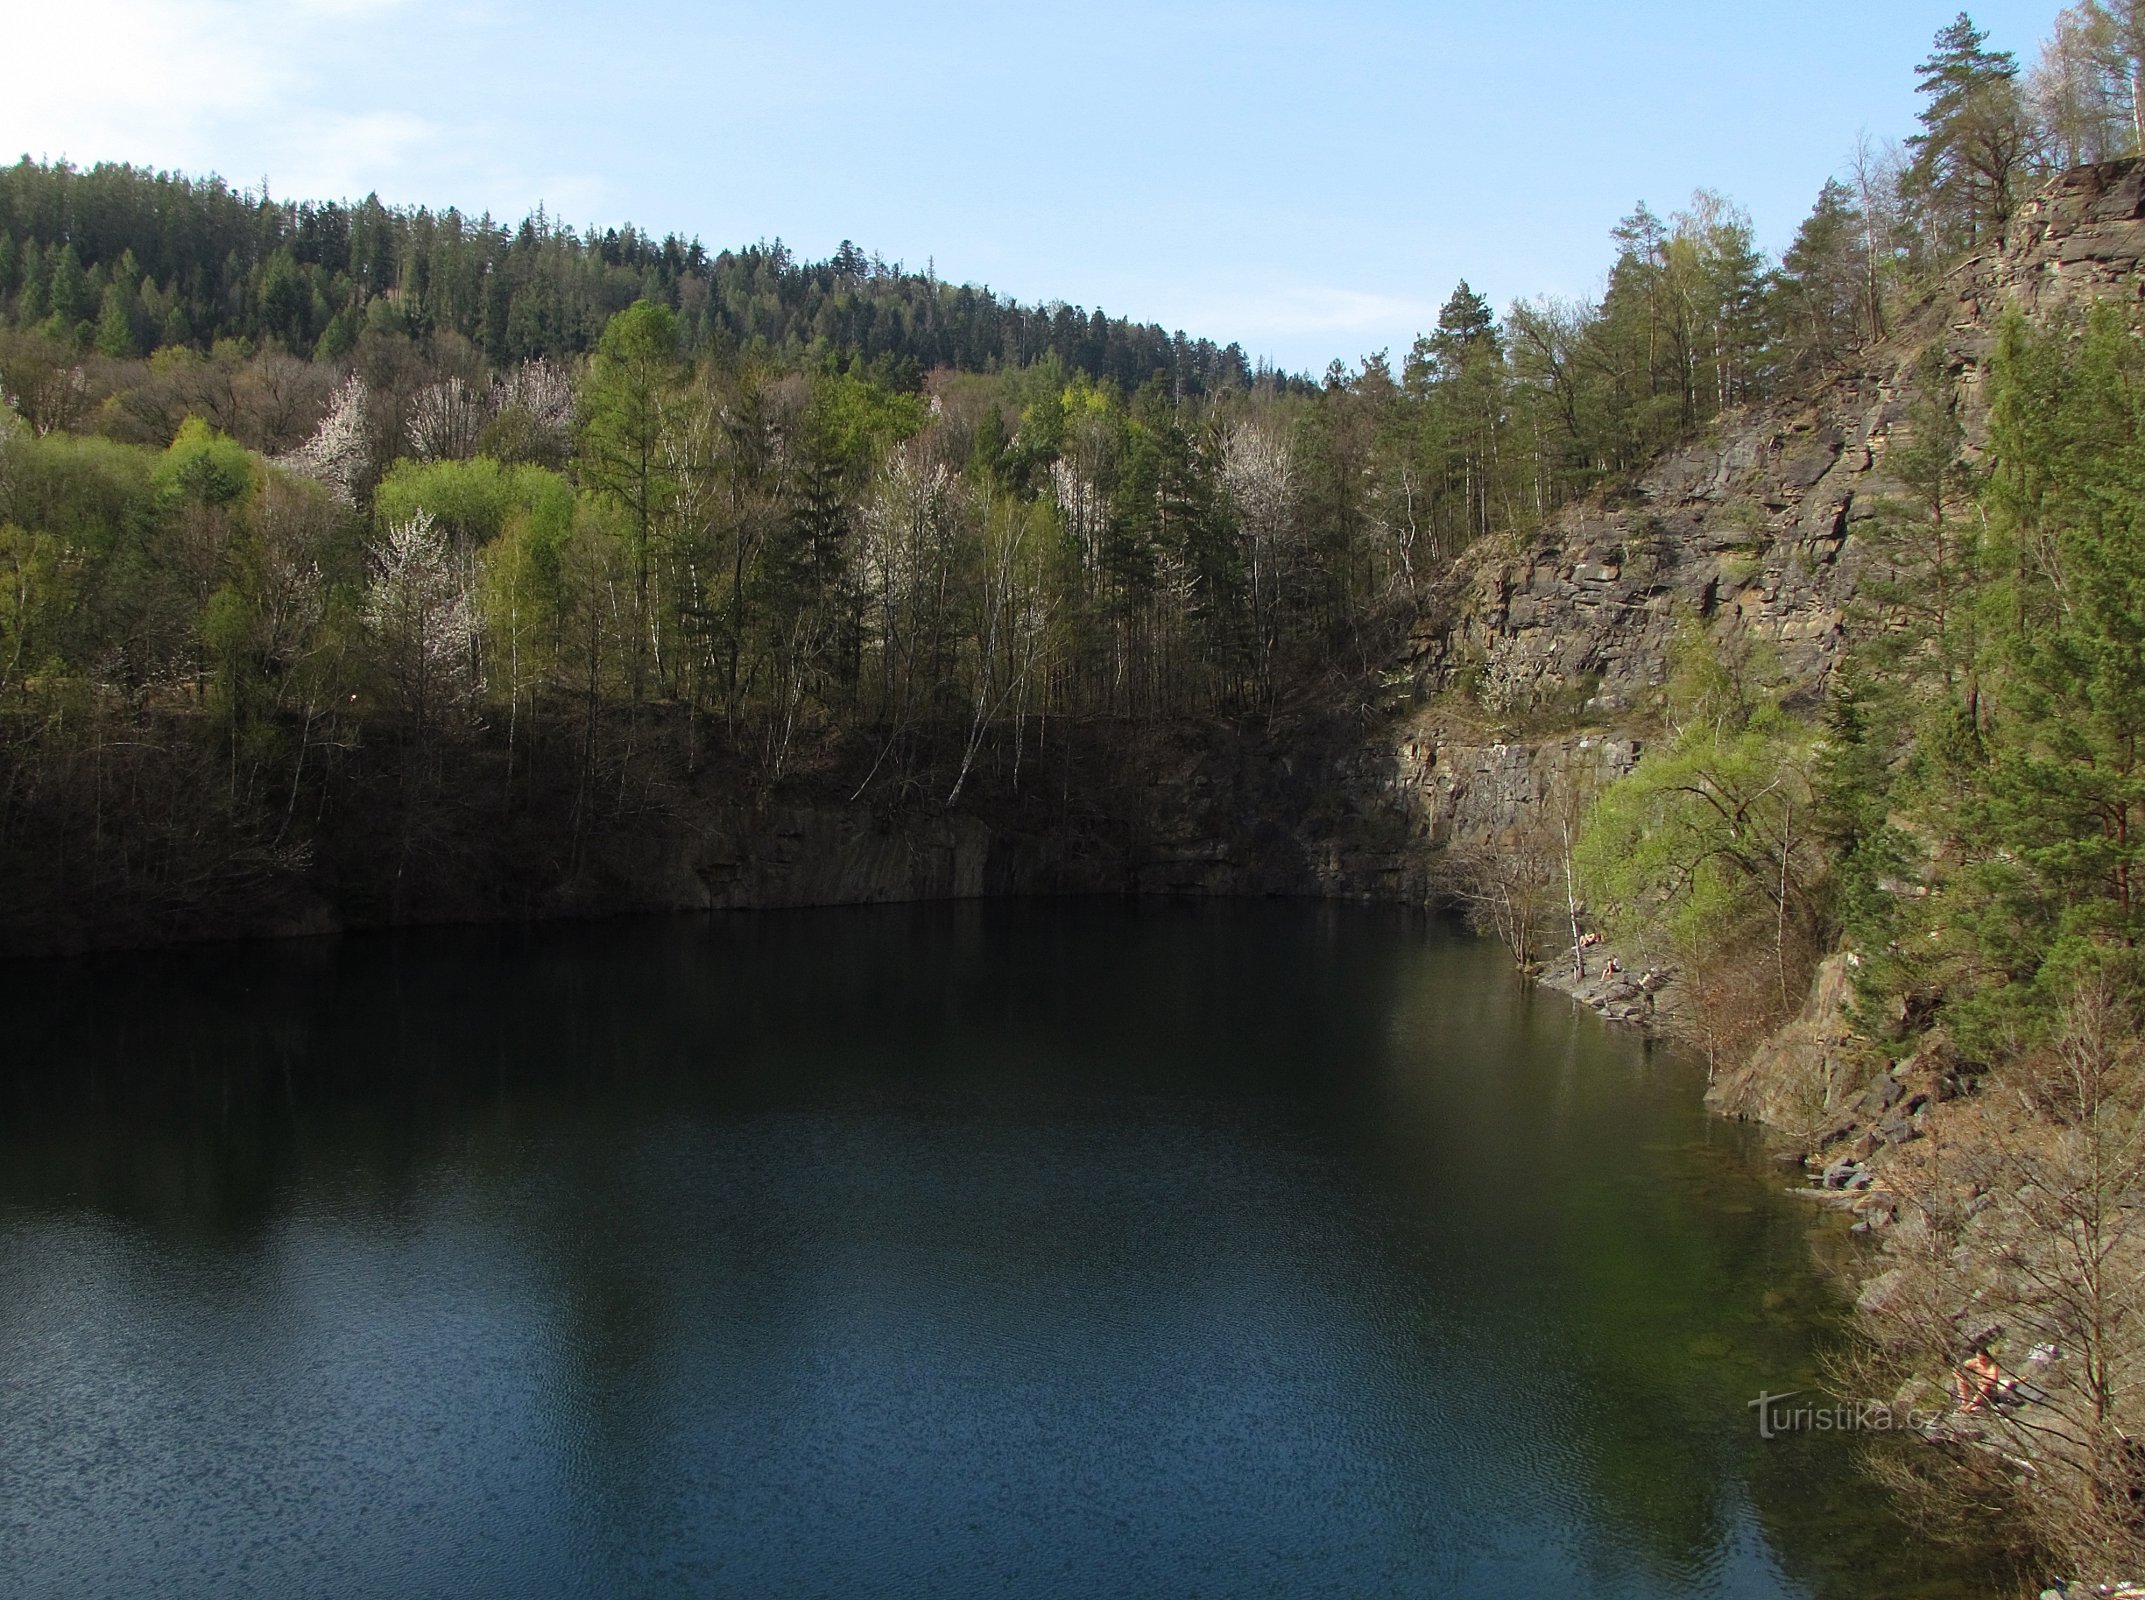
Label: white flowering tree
xmin=365 ymin=509 xmax=481 ymax=740
xmin=497 ymin=358 xmax=575 ymax=438
xmin=276 ymin=374 xmax=370 ymax=504
xmin=1219 ymin=419 xmax=1298 ymax=704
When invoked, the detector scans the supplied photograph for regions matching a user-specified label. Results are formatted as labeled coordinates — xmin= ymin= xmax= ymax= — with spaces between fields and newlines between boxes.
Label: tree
xmin=45 ymin=243 xmax=89 ymax=330
xmin=1855 ymin=979 xmax=2145 ymax=1585
xmin=1976 ymin=309 xmax=2145 ymax=1008
xmin=1771 ymin=179 xmax=1869 ymax=377
xmin=1903 ymin=14 xmax=2035 ymax=251
xmin=2033 ymin=4 xmax=2130 ymax=165
xmin=275 ymin=373 xmax=369 ymax=505
xmin=94 ymin=283 xmax=137 ymax=359
xmin=406 ymin=376 xmax=491 ymax=461
xmin=365 ymin=507 xmax=479 ymax=741
xmin=1577 ymin=624 xmax=1825 ymax=1068
xmin=0 ymin=521 xmax=71 ymax=703
xmin=1862 ymin=344 xmax=1981 ymax=713
xmin=1840 ymin=308 xmax=2145 ymax=1062
xmin=258 ymin=248 xmax=310 ymax=351
xmin=577 ymin=300 xmax=682 ymax=704
xmin=1405 ymin=281 xmax=1507 ymax=555
xmin=2033 ymin=0 xmax=2145 ymax=159
xmin=1218 ymin=417 xmax=1299 ymax=706
xmin=1439 ymin=760 xmax=1596 ymax=974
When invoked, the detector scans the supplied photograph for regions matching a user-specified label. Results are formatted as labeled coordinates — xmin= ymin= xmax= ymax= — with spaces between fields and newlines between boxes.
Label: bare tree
xmin=857 ymin=443 xmax=955 ymax=736
xmin=1849 ymin=134 xmax=1906 ymax=344
xmin=406 ymin=375 xmax=493 ymax=461
xmin=1854 ymin=979 xmax=2145 ymax=1585
xmin=231 ymin=350 xmax=333 ymax=454
xmin=498 ymin=357 xmax=575 ymax=438
xmin=1437 ymin=760 xmax=1598 ymax=975
xmin=947 ymin=494 xmax=1055 ymax=807
xmin=2040 ymin=0 xmax=2145 ymax=156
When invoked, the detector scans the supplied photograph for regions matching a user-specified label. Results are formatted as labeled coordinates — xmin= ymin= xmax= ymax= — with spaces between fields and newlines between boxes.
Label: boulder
xmin=1861 ymin=1072 xmax=1906 ymax=1117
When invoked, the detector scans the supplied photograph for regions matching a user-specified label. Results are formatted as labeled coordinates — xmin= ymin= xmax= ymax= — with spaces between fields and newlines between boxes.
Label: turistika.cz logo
xmin=1749 ymin=1391 xmax=1940 ymax=1439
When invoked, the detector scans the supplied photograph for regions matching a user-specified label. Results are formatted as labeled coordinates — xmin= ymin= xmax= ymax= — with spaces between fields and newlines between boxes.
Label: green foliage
xmin=374 ymin=458 xmax=573 ymax=548
xmin=0 ymin=9 xmax=2131 ymax=954
xmin=0 ymin=522 xmax=73 ymax=697
xmin=45 ymin=242 xmax=88 ymax=329
xmin=0 ymin=428 xmax=155 ymax=551
xmin=579 ymin=304 xmax=683 ymax=529
xmin=1809 ymin=666 xmax=1912 ymax=951
xmin=1810 ymin=306 xmax=2145 ymax=1055
xmin=809 ymin=371 xmax=925 ymax=469
xmin=94 ymin=282 xmax=137 ymax=358
xmin=155 ymin=417 xmax=257 ymax=507
xmin=1902 ymin=13 xmax=2032 ymax=251
xmin=1581 ymin=625 xmax=1819 ymax=969
xmin=0 ymin=158 xmax=1261 ymax=392
xmin=1772 ymin=179 xmax=1873 ymax=375
xmin=1969 ymin=308 xmax=2145 ymax=1020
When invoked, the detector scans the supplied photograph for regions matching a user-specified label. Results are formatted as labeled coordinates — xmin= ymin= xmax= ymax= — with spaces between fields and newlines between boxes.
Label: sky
xmin=0 ymin=0 xmax=2074 ymax=373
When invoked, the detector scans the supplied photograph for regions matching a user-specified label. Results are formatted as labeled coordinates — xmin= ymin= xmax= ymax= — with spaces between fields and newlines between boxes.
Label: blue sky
xmin=2 ymin=0 xmax=2070 ymax=372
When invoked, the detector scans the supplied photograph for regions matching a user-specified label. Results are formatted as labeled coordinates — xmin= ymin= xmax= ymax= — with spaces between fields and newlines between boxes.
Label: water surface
xmin=0 ymin=902 xmax=1987 ymax=1598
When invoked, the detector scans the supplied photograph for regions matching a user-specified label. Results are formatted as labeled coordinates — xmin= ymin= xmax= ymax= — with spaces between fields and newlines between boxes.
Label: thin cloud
xmin=2 ymin=0 xmax=286 ymax=166
xmin=1 ymin=0 xmax=446 ymax=199
xmin=267 ymin=111 xmax=441 ymax=205
xmin=1154 ymin=283 xmax=1443 ymax=351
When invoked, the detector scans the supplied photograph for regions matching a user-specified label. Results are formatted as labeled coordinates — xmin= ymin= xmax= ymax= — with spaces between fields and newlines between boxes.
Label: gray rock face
xmin=1863 ymin=1074 xmax=1907 ymax=1116
xmin=1370 ymin=729 xmax=1643 ymax=856
xmin=1856 ymin=1268 xmax=1907 ymax=1315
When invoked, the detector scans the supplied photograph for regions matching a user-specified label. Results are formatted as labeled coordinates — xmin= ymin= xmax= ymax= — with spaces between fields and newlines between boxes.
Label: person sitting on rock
xmin=1954 ymin=1346 xmax=2003 ymax=1413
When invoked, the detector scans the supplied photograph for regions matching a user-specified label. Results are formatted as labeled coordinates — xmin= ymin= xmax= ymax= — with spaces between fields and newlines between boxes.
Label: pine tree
xmin=1771 ymin=179 xmax=1869 ymax=375
xmin=46 ymin=243 xmax=89 ymax=328
xmin=94 ymin=283 xmax=137 ymax=358
xmin=15 ymin=239 xmax=46 ymax=324
xmin=1904 ymin=13 xmax=2033 ymax=251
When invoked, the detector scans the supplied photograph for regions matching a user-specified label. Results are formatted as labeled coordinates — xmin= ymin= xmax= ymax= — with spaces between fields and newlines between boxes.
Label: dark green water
xmin=0 ymin=902 xmax=1989 ymax=1598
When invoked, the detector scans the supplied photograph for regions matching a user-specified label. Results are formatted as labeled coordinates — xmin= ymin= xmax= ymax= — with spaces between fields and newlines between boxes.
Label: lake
xmin=0 ymin=901 xmax=1994 ymax=1598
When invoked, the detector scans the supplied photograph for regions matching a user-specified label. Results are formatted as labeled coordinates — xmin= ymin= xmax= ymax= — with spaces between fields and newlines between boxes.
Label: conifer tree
xmin=1904 ymin=13 xmax=2034 ymax=250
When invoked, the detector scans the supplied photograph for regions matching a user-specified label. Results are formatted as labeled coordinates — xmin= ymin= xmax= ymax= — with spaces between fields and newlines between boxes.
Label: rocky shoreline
xmin=1531 ymin=942 xmax=1673 ymax=1031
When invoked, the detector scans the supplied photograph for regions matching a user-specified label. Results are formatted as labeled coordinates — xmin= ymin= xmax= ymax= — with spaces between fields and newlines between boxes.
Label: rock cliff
xmin=1404 ymin=159 xmax=2145 ymax=738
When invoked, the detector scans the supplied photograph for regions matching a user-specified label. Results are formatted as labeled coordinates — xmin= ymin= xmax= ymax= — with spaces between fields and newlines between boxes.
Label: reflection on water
xmin=0 ymin=902 xmax=1991 ymax=1598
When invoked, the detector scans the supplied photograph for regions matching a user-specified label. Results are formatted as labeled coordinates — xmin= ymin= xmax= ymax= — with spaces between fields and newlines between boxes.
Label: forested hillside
xmin=0 ymin=158 xmax=1269 ymax=394
xmin=1 ymin=9 xmax=2122 ymax=954
xmin=0 ymin=5 xmax=2125 ymax=924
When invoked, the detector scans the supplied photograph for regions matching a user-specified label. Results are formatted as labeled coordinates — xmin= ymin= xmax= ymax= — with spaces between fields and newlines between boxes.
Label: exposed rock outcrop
xmin=1408 ymin=158 xmax=2145 ymax=734
xmin=1706 ymin=953 xmax=1870 ymax=1131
